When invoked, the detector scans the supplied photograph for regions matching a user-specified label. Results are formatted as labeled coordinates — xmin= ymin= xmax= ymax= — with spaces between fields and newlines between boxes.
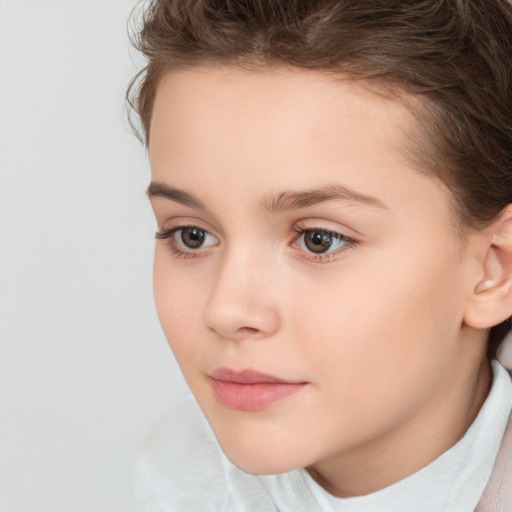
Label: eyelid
xmin=151 ymin=205 xmax=224 ymax=239
xmin=293 ymin=218 xmax=359 ymax=238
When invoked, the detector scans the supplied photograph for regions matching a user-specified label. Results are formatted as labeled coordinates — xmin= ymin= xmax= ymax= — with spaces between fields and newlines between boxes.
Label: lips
xmin=209 ymin=368 xmax=307 ymax=411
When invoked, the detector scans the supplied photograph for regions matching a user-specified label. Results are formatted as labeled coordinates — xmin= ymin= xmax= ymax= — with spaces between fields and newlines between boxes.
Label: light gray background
xmin=0 ymin=1 xmax=188 ymax=510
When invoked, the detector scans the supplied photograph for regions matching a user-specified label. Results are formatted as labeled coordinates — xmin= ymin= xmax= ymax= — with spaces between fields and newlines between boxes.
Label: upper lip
xmin=209 ymin=367 xmax=305 ymax=384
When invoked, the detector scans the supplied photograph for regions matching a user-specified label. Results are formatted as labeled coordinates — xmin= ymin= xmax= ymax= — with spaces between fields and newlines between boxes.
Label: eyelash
xmin=155 ymin=225 xmax=357 ymax=262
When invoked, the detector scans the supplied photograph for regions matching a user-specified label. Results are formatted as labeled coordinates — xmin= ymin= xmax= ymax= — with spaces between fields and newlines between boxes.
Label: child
xmin=128 ymin=0 xmax=512 ymax=510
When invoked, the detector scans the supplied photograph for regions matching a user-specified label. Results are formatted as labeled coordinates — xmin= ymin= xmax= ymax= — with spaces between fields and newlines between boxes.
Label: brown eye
xmin=180 ymin=227 xmax=206 ymax=249
xmin=303 ymin=230 xmax=335 ymax=253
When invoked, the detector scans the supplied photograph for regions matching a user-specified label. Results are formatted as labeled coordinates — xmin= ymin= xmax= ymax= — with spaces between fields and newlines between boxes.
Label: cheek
xmin=274 ymin=265 xmax=463 ymax=454
xmin=153 ymin=250 xmax=205 ymax=361
xmin=290 ymin=244 xmax=465 ymax=397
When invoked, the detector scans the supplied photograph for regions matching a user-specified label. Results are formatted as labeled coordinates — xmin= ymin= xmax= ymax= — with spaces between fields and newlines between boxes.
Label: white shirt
xmin=132 ymin=361 xmax=512 ymax=512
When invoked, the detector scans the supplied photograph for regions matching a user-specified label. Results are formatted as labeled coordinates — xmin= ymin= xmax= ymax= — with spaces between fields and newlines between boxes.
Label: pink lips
xmin=209 ymin=368 xmax=307 ymax=411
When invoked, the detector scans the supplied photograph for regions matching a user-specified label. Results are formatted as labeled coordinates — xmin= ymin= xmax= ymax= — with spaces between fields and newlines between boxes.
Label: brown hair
xmin=127 ymin=0 xmax=512 ymax=357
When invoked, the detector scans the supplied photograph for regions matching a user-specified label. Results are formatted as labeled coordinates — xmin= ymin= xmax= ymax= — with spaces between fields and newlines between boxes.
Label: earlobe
xmin=464 ymin=206 xmax=512 ymax=329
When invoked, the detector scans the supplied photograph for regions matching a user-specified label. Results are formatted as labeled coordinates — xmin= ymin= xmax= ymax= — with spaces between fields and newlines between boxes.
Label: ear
xmin=464 ymin=205 xmax=512 ymax=329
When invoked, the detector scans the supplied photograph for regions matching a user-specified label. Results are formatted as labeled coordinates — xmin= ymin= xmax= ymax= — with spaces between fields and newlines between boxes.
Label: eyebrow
xmin=260 ymin=184 xmax=388 ymax=213
xmin=147 ymin=182 xmax=206 ymax=211
xmin=147 ymin=181 xmax=388 ymax=213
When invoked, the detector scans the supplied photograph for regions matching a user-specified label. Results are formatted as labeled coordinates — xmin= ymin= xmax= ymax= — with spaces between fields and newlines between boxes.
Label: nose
xmin=203 ymin=251 xmax=280 ymax=341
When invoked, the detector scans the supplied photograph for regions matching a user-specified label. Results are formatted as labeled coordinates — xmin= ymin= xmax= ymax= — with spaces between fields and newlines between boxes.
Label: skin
xmin=148 ymin=66 xmax=493 ymax=497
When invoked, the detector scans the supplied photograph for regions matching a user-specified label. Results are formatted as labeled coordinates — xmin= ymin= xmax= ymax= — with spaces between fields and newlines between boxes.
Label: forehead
xmin=150 ymin=67 xmax=414 ymax=170
xmin=148 ymin=66 xmax=454 ymax=227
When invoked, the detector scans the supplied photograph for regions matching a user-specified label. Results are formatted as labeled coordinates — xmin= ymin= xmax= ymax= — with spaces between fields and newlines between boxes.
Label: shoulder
xmin=131 ymin=395 xmax=225 ymax=511
xmin=134 ymin=395 xmax=222 ymax=474
xmin=131 ymin=395 xmax=276 ymax=512
xmin=476 ymin=363 xmax=512 ymax=511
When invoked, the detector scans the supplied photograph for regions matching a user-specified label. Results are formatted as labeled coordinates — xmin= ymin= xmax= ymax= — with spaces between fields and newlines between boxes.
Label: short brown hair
xmin=127 ymin=0 xmax=512 ymax=357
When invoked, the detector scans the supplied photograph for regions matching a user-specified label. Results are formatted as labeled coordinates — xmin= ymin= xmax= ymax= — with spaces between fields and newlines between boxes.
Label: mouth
xmin=209 ymin=368 xmax=308 ymax=411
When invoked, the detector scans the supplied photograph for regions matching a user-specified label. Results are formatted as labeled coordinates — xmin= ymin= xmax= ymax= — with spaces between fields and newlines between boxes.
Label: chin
xmin=229 ymin=453 xmax=301 ymax=476
xmin=197 ymin=395 xmax=315 ymax=475
xmin=216 ymin=435 xmax=309 ymax=476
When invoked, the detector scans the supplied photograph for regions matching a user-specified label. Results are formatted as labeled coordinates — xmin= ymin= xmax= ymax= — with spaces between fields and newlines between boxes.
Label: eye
xmin=294 ymin=228 xmax=354 ymax=255
xmin=155 ymin=225 xmax=219 ymax=254
xmin=179 ymin=227 xmax=208 ymax=249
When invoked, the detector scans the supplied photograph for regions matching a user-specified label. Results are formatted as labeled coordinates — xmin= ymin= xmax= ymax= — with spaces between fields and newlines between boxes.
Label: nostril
xmin=237 ymin=326 xmax=261 ymax=336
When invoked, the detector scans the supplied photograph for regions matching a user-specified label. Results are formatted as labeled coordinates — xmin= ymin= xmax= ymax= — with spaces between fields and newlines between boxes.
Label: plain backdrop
xmin=0 ymin=0 xmax=188 ymax=510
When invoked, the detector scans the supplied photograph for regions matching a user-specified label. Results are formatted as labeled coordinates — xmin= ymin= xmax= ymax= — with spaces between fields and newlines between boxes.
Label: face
xmin=148 ymin=66 xmax=481 ymax=477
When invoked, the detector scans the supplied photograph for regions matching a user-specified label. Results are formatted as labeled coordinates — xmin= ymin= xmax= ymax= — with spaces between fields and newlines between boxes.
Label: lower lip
xmin=210 ymin=379 xmax=307 ymax=411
